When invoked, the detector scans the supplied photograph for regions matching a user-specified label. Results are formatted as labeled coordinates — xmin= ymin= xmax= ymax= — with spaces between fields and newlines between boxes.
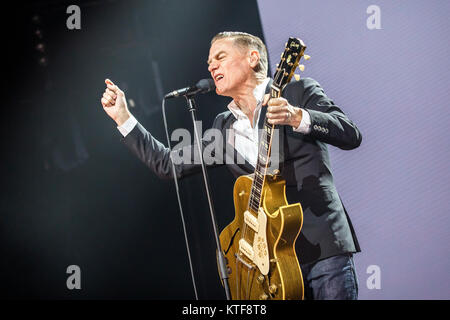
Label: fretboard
xmin=248 ymin=117 xmax=275 ymax=213
xmin=246 ymin=37 xmax=306 ymax=214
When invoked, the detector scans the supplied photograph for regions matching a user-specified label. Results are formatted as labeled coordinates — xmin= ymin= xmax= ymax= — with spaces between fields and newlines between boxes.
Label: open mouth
xmin=214 ymin=74 xmax=224 ymax=82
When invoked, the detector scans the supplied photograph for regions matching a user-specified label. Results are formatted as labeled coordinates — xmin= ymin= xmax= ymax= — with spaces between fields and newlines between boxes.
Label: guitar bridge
xmin=235 ymin=253 xmax=254 ymax=270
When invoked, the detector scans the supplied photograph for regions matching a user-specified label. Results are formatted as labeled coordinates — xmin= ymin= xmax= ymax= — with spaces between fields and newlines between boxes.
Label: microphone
xmin=164 ymin=79 xmax=215 ymax=99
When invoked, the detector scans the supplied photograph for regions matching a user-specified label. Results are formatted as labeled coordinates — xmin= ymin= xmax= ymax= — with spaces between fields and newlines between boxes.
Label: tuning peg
xmin=293 ymin=74 xmax=300 ymax=81
xmin=298 ymin=64 xmax=305 ymax=72
xmin=303 ymin=54 xmax=311 ymax=60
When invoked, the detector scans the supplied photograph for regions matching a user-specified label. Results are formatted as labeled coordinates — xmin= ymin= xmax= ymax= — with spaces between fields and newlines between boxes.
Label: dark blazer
xmin=122 ymin=77 xmax=362 ymax=264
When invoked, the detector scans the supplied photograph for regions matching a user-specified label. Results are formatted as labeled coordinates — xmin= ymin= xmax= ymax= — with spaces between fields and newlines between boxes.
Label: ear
xmin=249 ymin=50 xmax=260 ymax=69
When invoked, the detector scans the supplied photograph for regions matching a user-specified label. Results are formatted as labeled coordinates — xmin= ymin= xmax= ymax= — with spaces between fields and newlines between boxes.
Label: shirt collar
xmin=227 ymin=77 xmax=270 ymax=121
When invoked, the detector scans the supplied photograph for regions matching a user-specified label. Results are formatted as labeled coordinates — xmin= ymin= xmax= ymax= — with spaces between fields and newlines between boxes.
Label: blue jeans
xmin=300 ymin=253 xmax=359 ymax=300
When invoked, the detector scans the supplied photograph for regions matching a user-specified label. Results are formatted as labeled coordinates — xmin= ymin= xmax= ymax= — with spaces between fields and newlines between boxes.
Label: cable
xmin=161 ymin=98 xmax=199 ymax=300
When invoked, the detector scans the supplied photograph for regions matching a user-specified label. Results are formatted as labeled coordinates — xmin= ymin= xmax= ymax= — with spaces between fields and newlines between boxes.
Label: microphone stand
xmin=185 ymin=95 xmax=232 ymax=300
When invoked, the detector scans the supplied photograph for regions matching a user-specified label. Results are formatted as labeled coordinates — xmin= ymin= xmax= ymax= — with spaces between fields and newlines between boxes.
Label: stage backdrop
xmin=257 ymin=0 xmax=450 ymax=299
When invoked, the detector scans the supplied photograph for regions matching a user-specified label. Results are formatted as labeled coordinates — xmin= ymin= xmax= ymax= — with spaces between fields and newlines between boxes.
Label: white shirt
xmin=117 ymin=78 xmax=311 ymax=168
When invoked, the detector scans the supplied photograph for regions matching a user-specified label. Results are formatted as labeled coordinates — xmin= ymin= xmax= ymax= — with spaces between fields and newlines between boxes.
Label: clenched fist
xmin=263 ymin=96 xmax=303 ymax=128
xmin=101 ymin=79 xmax=131 ymax=126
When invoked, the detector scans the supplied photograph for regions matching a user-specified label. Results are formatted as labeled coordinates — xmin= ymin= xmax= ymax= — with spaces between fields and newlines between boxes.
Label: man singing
xmin=100 ymin=31 xmax=362 ymax=300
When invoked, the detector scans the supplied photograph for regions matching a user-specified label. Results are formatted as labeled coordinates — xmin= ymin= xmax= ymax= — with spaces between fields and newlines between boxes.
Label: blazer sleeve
xmin=121 ymin=114 xmax=225 ymax=179
xmin=285 ymin=78 xmax=362 ymax=150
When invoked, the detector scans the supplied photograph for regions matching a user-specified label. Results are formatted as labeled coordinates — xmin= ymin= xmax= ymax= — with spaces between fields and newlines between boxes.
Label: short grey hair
xmin=211 ymin=31 xmax=268 ymax=80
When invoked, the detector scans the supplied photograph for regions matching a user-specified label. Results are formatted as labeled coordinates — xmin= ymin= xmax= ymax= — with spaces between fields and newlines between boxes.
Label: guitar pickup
xmin=239 ymin=239 xmax=254 ymax=261
xmin=244 ymin=210 xmax=259 ymax=232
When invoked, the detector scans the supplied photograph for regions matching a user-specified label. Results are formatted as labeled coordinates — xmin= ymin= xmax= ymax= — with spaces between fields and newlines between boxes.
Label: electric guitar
xmin=219 ymin=37 xmax=308 ymax=300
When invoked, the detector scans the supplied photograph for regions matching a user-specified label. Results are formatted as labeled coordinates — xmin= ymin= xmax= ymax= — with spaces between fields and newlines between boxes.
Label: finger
xmin=105 ymin=78 xmax=115 ymax=86
xmin=103 ymin=93 xmax=116 ymax=105
xmin=105 ymin=88 xmax=117 ymax=99
xmin=103 ymin=92 xmax=116 ymax=105
xmin=106 ymin=83 xmax=118 ymax=93
xmin=105 ymin=79 xmax=121 ymax=94
xmin=103 ymin=91 xmax=115 ymax=101
xmin=267 ymin=104 xmax=288 ymax=114
xmin=267 ymin=110 xmax=288 ymax=120
xmin=267 ymin=117 xmax=288 ymax=125
xmin=267 ymin=97 xmax=288 ymax=107
xmin=262 ymin=94 xmax=271 ymax=106
xmin=101 ymin=97 xmax=111 ymax=107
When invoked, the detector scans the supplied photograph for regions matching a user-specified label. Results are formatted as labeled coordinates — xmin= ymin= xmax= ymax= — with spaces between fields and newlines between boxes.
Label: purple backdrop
xmin=257 ymin=0 xmax=450 ymax=299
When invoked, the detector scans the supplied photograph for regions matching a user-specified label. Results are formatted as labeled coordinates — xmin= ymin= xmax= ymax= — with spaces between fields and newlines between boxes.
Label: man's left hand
xmin=264 ymin=96 xmax=302 ymax=128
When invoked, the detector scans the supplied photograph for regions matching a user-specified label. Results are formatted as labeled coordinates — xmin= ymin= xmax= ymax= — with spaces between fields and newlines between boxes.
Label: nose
xmin=208 ymin=61 xmax=218 ymax=73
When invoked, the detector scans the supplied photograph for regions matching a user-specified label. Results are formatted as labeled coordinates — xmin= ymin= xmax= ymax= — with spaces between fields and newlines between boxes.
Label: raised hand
xmin=101 ymin=79 xmax=131 ymax=126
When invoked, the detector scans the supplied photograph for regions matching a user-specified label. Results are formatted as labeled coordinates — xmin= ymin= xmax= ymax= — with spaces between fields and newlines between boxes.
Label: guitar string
xmin=243 ymin=110 xmax=277 ymax=300
xmin=241 ymin=125 xmax=268 ymax=243
xmin=234 ymin=42 xmax=302 ymax=298
xmin=238 ymin=63 xmax=287 ymax=298
xmin=240 ymin=117 xmax=272 ymax=298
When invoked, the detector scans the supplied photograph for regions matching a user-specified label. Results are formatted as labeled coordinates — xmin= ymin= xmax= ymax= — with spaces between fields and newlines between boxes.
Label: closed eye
xmin=207 ymin=50 xmax=227 ymax=65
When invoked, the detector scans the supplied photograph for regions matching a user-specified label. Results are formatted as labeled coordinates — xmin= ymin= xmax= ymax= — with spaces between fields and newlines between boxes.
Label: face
xmin=207 ymin=38 xmax=257 ymax=97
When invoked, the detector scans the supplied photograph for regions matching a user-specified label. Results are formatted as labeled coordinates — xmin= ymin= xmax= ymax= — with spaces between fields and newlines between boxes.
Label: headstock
xmin=272 ymin=37 xmax=308 ymax=94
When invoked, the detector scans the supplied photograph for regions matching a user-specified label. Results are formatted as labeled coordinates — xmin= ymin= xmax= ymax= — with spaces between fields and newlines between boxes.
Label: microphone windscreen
xmin=196 ymin=78 xmax=216 ymax=93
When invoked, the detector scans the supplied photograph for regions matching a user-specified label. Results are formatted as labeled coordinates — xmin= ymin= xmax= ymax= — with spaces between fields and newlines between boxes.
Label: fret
xmin=252 ymin=190 xmax=261 ymax=199
xmin=254 ymin=177 xmax=263 ymax=185
xmin=249 ymin=200 xmax=260 ymax=211
xmin=255 ymin=174 xmax=264 ymax=181
xmin=258 ymin=154 xmax=267 ymax=163
xmin=250 ymin=193 xmax=259 ymax=201
xmin=254 ymin=180 xmax=263 ymax=188
xmin=258 ymin=156 xmax=268 ymax=164
xmin=250 ymin=200 xmax=260 ymax=208
xmin=254 ymin=179 xmax=263 ymax=187
xmin=256 ymin=165 xmax=267 ymax=175
xmin=253 ymin=183 xmax=262 ymax=191
xmin=250 ymin=198 xmax=259 ymax=206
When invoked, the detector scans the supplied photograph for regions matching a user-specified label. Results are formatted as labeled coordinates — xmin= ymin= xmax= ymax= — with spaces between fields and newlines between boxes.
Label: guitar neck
xmin=247 ymin=37 xmax=306 ymax=213
xmin=248 ymin=97 xmax=278 ymax=213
